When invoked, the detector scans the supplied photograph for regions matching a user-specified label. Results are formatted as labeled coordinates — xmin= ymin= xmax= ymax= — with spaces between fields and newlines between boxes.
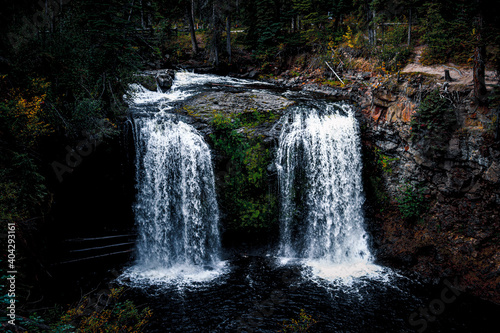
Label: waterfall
xmin=276 ymin=103 xmax=377 ymax=280
xmin=120 ymin=72 xmax=262 ymax=285
xmin=124 ymin=112 xmax=223 ymax=284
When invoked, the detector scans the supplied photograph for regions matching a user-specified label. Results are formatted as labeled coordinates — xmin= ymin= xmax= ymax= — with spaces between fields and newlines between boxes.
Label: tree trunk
xmin=226 ymin=13 xmax=231 ymax=64
xmin=128 ymin=0 xmax=135 ymax=21
xmin=140 ymin=0 xmax=144 ymax=29
xmin=48 ymin=0 xmax=54 ymax=33
xmin=444 ymin=70 xmax=453 ymax=82
xmin=407 ymin=7 xmax=412 ymax=46
xmin=473 ymin=42 xmax=487 ymax=105
xmin=212 ymin=4 xmax=220 ymax=66
xmin=368 ymin=6 xmax=376 ymax=47
xmin=147 ymin=1 xmax=152 ymax=28
xmin=191 ymin=0 xmax=195 ymax=23
xmin=473 ymin=1 xmax=487 ymax=105
xmin=372 ymin=10 xmax=376 ymax=46
xmin=186 ymin=3 xmax=199 ymax=55
xmin=495 ymin=107 xmax=500 ymax=141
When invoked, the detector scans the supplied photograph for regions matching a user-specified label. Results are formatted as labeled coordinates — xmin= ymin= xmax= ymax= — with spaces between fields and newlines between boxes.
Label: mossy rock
xmin=177 ymin=91 xmax=294 ymax=141
xmin=134 ymin=74 xmax=157 ymax=91
xmin=183 ymin=91 xmax=294 ymax=121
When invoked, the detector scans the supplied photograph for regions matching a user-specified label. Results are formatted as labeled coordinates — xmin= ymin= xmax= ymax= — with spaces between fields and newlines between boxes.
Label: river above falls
xmin=115 ymin=71 xmax=499 ymax=332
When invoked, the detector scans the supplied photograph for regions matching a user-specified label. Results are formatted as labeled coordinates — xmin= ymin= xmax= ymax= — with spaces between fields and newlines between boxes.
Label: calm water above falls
xmin=118 ymin=72 xmax=499 ymax=332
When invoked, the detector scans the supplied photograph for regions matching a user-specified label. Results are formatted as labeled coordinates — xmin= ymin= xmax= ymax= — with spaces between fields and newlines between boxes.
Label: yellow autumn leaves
xmin=58 ymin=287 xmax=153 ymax=332
xmin=2 ymin=77 xmax=54 ymax=147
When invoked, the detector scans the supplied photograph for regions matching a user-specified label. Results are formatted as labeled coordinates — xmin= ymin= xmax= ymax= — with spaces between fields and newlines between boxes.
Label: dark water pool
xmin=119 ymin=255 xmax=499 ymax=333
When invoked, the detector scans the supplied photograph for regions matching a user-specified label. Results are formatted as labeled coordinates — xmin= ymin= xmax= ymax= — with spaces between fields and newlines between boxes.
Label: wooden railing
xmin=55 ymin=234 xmax=136 ymax=266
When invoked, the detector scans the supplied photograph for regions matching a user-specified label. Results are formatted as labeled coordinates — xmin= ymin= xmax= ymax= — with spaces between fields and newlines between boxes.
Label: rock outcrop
xmin=354 ymin=73 xmax=500 ymax=304
xmin=134 ymin=69 xmax=175 ymax=92
xmin=175 ymin=90 xmax=294 ymax=141
xmin=156 ymin=69 xmax=175 ymax=92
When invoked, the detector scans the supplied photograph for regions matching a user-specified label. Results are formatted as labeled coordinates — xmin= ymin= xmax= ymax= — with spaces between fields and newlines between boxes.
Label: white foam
xmin=127 ymin=71 xmax=261 ymax=107
xmin=170 ymin=71 xmax=257 ymax=89
xmin=126 ymin=83 xmax=168 ymax=105
xmin=119 ymin=261 xmax=228 ymax=287
xmin=305 ymin=259 xmax=387 ymax=283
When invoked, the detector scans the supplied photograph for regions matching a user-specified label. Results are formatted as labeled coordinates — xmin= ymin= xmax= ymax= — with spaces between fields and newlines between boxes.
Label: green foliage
xmin=57 ymin=288 xmax=152 ymax=332
xmin=395 ymin=182 xmax=427 ymax=222
xmin=210 ymin=111 xmax=277 ymax=231
xmin=362 ymin=143 xmax=391 ymax=211
xmin=0 ymin=78 xmax=50 ymax=223
xmin=9 ymin=292 xmax=148 ymax=333
xmin=320 ymin=78 xmax=344 ymax=87
xmin=411 ymin=89 xmax=457 ymax=158
xmin=373 ymin=147 xmax=399 ymax=174
xmin=237 ymin=109 xmax=279 ymax=128
xmin=0 ymin=153 xmax=47 ymax=222
xmin=0 ymin=76 xmax=54 ymax=147
xmin=241 ymin=0 xmax=355 ymax=60
xmin=0 ymin=269 xmax=12 ymax=306
xmin=368 ymin=175 xmax=390 ymax=210
xmin=0 ymin=0 xmax=143 ymax=228
xmin=418 ymin=4 xmax=449 ymax=64
xmin=242 ymin=0 xmax=281 ymax=56
xmin=3 ymin=0 xmax=142 ymax=136
xmin=419 ymin=3 xmax=474 ymax=65
xmin=18 ymin=313 xmax=48 ymax=333
xmin=373 ymin=19 xmax=413 ymax=72
xmin=211 ymin=113 xmax=247 ymax=161
xmin=71 ymin=98 xmax=106 ymax=132
xmin=279 ymin=309 xmax=318 ymax=333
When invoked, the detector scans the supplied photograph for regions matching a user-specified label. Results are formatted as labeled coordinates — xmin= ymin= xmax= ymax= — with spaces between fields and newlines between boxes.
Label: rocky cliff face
xmin=135 ymin=70 xmax=500 ymax=303
xmin=353 ymin=73 xmax=500 ymax=304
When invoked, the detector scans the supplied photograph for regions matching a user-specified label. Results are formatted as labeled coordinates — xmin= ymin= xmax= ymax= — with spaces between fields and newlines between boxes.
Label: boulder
xmin=178 ymin=91 xmax=294 ymax=142
xmin=156 ymin=69 xmax=175 ymax=92
xmin=134 ymin=74 xmax=157 ymax=91
xmin=248 ymin=70 xmax=259 ymax=79
xmin=375 ymin=91 xmax=398 ymax=102
xmin=483 ymin=161 xmax=500 ymax=184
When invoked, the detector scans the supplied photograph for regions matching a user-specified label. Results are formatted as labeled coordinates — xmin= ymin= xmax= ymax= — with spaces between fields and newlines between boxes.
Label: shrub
xmin=395 ymin=182 xmax=427 ymax=222
xmin=279 ymin=309 xmax=318 ymax=333
xmin=210 ymin=112 xmax=278 ymax=231
xmin=411 ymin=89 xmax=457 ymax=158
xmin=377 ymin=22 xmax=412 ymax=72
xmin=419 ymin=3 xmax=474 ymax=65
xmin=373 ymin=147 xmax=399 ymax=175
xmin=58 ymin=288 xmax=152 ymax=332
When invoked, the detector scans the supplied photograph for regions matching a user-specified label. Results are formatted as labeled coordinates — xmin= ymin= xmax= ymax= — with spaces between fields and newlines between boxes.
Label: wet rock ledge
xmin=176 ymin=90 xmax=294 ymax=141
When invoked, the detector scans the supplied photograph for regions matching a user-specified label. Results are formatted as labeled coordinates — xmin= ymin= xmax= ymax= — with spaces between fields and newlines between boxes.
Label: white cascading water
xmin=136 ymin=116 xmax=220 ymax=260
xmin=121 ymin=72 xmax=237 ymax=285
xmin=124 ymin=114 xmax=224 ymax=284
xmin=276 ymin=103 xmax=381 ymax=281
